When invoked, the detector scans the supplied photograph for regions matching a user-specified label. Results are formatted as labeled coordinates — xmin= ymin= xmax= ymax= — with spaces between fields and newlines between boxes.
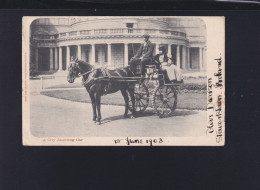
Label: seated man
xmin=129 ymin=33 xmax=154 ymax=76
xmin=154 ymin=46 xmax=183 ymax=83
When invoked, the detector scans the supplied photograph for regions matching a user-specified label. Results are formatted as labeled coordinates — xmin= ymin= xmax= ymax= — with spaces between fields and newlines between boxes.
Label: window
xmin=126 ymin=23 xmax=134 ymax=34
xmin=95 ymin=49 xmax=98 ymax=62
xmin=126 ymin=23 xmax=134 ymax=28
xmin=105 ymin=46 xmax=107 ymax=62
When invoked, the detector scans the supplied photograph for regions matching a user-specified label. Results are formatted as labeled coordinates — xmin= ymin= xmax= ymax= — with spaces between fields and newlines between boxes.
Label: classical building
xmin=30 ymin=17 xmax=206 ymax=73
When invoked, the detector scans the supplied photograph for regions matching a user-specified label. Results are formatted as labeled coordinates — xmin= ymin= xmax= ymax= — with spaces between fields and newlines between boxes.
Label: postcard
xmin=22 ymin=16 xmax=225 ymax=146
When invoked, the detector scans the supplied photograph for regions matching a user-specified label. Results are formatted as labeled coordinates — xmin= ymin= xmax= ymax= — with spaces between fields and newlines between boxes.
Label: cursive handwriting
xmin=206 ymin=56 xmax=224 ymax=140
xmin=207 ymin=114 xmax=214 ymax=134
xmin=215 ymin=95 xmax=223 ymax=143
xmin=214 ymin=57 xmax=223 ymax=89
xmin=114 ymin=137 xmax=163 ymax=146
xmin=207 ymin=78 xmax=214 ymax=110
xmin=207 ymin=78 xmax=214 ymax=134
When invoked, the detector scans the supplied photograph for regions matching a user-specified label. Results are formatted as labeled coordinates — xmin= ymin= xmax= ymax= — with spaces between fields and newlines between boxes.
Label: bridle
xmin=69 ymin=58 xmax=96 ymax=78
xmin=68 ymin=62 xmax=80 ymax=78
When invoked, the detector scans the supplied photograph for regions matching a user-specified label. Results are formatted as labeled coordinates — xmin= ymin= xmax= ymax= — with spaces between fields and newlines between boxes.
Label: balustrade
xmin=144 ymin=29 xmax=156 ymax=34
xmin=49 ymin=28 xmax=188 ymax=40
xmin=159 ymin=30 xmax=169 ymax=35
xmin=69 ymin=31 xmax=77 ymax=36
xmin=32 ymin=35 xmax=55 ymax=40
xmin=59 ymin=33 xmax=67 ymax=38
xmin=94 ymin=29 xmax=107 ymax=34
xmin=80 ymin=30 xmax=91 ymax=35
xmin=110 ymin=28 xmax=125 ymax=34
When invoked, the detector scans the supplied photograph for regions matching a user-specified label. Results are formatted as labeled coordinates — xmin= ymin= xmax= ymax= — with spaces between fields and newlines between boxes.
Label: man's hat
xmin=143 ymin=33 xmax=150 ymax=38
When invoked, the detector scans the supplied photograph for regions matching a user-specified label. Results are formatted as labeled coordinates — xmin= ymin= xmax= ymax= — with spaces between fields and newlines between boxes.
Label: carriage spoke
xmin=167 ymin=94 xmax=175 ymax=99
xmin=166 ymin=101 xmax=174 ymax=107
xmin=157 ymin=88 xmax=162 ymax=96
xmin=161 ymin=103 xmax=166 ymax=115
xmin=158 ymin=103 xmax=164 ymax=114
xmin=158 ymin=103 xmax=164 ymax=109
xmin=128 ymin=83 xmax=149 ymax=114
xmin=140 ymin=100 xmax=146 ymax=107
xmin=165 ymin=102 xmax=172 ymax=112
xmin=163 ymin=103 xmax=169 ymax=113
xmin=153 ymin=86 xmax=178 ymax=117
xmin=168 ymin=97 xmax=176 ymax=103
xmin=166 ymin=89 xmax=173 ymax=95
xmin=136 ymin=101 xmax=141 ymax=111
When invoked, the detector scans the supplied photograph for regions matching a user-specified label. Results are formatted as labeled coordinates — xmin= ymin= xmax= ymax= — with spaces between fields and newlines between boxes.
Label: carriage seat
xmin=132 ymin=59 xmax=158 ymax=76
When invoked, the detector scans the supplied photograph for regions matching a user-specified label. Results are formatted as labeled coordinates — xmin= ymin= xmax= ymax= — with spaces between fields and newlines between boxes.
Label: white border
xmin=22 ymin=16 xmax=225 ymax=146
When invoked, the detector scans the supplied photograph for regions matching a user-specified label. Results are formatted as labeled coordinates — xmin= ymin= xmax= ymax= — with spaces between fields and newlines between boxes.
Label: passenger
xmin=154 ymin=46 xmax=183 ymax=82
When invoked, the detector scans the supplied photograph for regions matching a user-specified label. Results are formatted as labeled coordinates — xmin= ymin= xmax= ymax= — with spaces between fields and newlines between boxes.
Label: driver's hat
xmin=143 ymin=33 xmax=150 ymax=38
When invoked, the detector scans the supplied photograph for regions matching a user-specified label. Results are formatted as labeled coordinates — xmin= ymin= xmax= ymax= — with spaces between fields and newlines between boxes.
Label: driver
xmin=129 ymin=33 xmax=154 ymax=76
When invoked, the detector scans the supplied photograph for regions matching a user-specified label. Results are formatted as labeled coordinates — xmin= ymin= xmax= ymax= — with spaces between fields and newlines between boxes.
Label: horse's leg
xmin=121 ymin=89 xmax=129 ymax=118
xmin=89 ymin=92 xmax=97 ymax=122
xmin=95 ymin=93 xmax=102 ymax=125
xmin=128 ymin=87 xmax=136 ymax=118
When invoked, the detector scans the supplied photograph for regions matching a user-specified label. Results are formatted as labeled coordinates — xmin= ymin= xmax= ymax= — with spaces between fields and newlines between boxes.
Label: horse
xmin=67 ymin=58 xmax=136 ymax=125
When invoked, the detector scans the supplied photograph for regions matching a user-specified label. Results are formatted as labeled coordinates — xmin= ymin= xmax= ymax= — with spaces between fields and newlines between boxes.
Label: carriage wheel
xmin=152 ymin=85 xmax=177 ymax=118
xmin=128 ymin=83 xmax=149 ymax=114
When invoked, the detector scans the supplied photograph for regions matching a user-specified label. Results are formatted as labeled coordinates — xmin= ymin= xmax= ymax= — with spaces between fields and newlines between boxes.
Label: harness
xmin=78 ymin=69 xmax=97 ymax=77
xmin=82 ymin=69 xmax=98 ymax=89
xmin=81 ymin=67 xmax=133 ymax=94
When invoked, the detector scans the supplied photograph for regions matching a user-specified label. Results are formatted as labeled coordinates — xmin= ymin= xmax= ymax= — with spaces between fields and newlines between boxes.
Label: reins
xmin=78 ymin=68 xmax=97 ymax=77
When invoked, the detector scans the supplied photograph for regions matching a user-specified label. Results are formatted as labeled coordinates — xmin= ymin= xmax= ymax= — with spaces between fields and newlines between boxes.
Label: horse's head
xmin=67 ymin=58 xmax=80 ymax=83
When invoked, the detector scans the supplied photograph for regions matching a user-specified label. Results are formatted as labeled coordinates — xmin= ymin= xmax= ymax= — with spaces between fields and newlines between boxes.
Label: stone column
xmin=66 ymin=46 xmax=70 ymax=69
xmin=187 ymin=47 xmax=190 ymax=70
xmin=54 ymin=47 xmax=58 ymax=70
xmin=124 ymin=43 xmax=129 ymax=66
xmin=182 ymin=46 xmax=186 ymax=70
xmin=167 ymin=44 xmax=172 ymax=58
xmin=199 ymin=47 xmax=203 ymax=70
xmin=59 ymin=47 xmax=63 ymax=71
xmin=49 ymin=48 xmax=53 ymax=70
xmin=35 ymin=48 xmax=38 ymax=72
xmin=107 ymin=43 xmax=112 ymax=67
xmin=203 ymin=47 xmax=207 ymax=70
xmin=176 ymin=45 xmax=180 ymax=68
xmin=77 ymin=45 xmax=81 ymax=60
xmin=91 ymin=44 xmax=95 ymax=65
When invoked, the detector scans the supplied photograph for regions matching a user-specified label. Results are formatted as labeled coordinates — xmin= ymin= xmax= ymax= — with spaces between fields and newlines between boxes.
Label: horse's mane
xmin=77 ymin=59 xmax=93 ymax=72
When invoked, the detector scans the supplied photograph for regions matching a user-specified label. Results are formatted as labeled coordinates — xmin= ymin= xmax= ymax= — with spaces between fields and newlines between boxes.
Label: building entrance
xmin=38 ymin=48 xmax=49 ymax=71
xmin=190 ymin=48 xmax=199 ymax=69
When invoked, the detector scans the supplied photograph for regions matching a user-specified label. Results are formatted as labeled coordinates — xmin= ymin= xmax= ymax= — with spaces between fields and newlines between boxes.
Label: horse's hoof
xmin=130 ymin=115 xmax=135 ymax=119
xmin=96 ymin=121 xmax=101 ymax=125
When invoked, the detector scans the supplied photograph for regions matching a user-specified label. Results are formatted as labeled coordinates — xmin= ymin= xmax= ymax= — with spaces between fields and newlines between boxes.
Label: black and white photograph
xmin=22 ymin=16 xmax=225 ymax=146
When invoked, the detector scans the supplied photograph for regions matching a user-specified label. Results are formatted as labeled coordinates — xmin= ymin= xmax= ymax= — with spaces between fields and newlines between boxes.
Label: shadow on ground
xmin=41 ymin=89 xmax=206 ymax=110
xmin=101 ymin=109 xmax=198 ymax=124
